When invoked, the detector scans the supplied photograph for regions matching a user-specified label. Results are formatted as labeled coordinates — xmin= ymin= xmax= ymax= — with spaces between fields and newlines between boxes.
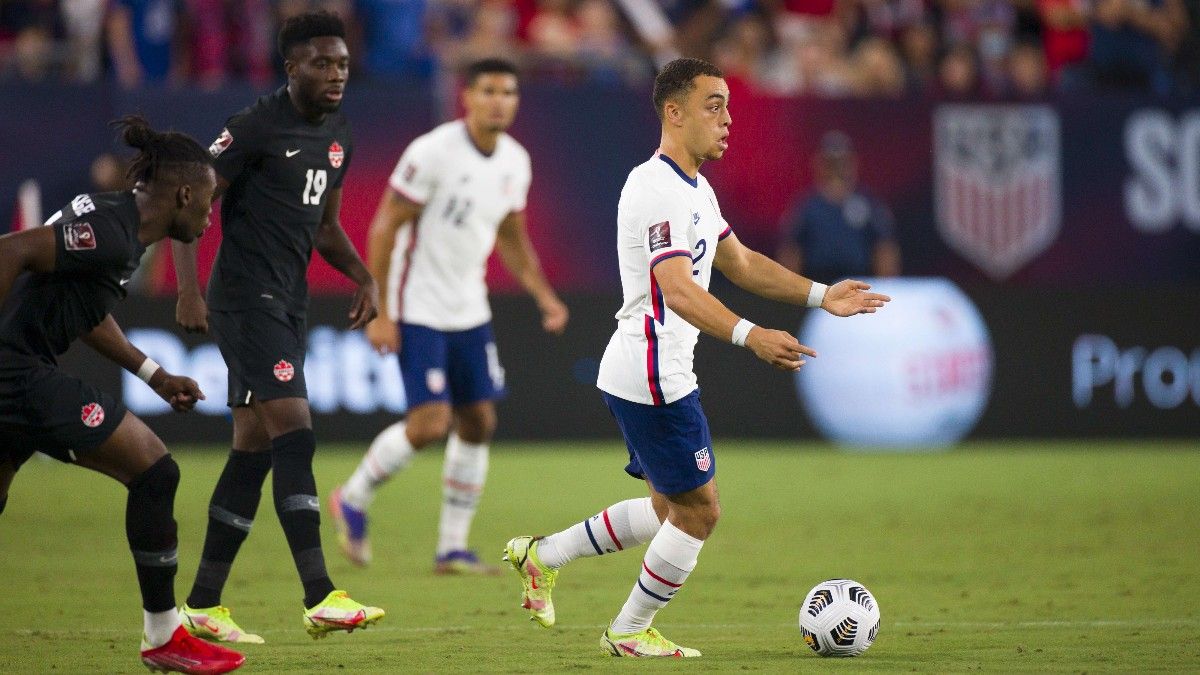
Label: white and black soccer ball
xmin=799 ymin=579 xmax=881 ymax=657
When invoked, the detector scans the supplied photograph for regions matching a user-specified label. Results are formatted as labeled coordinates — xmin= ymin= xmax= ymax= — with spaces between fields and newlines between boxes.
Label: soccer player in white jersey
xmin=329 ymin=58 xmax=569 ymax=574
xmin=502 ymin=58 xmax=891 ymax=657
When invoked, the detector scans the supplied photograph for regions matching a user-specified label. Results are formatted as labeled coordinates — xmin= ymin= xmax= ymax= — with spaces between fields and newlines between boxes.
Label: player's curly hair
xmin=112 ymin=115 xmax=211 ymax=185
xmin=652 ymin=58 xmax=724 ymax=121
xmin=278 ymin=11 xmax=346 ymax=60
xmin=465 ymin=58 xmax=519 ymax=86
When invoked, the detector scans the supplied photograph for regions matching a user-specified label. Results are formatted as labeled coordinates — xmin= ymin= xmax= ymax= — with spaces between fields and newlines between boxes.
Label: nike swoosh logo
xmin=119 ymin=278 xmax=130 ymax=286
xmin=233 ymin=517 xmax=252 ymax=528
xmin=286 ymin=149 xmax=301 ymax=157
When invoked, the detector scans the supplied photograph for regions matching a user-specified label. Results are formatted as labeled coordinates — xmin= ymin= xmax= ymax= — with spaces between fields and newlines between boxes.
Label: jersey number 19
xmin=302 ymin=169 xmax=328 ymax=205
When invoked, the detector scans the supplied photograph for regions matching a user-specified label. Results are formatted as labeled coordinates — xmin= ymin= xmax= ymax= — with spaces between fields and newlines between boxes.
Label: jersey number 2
xmin=302 ymin=169 xmax=328 ymax=205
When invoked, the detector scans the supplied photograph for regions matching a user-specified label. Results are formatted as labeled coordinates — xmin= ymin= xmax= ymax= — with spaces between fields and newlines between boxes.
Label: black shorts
xmin=0 ymin=360 xmax=126 ymax=470
xmin=209 ymin=308 xmax=308 ymax=407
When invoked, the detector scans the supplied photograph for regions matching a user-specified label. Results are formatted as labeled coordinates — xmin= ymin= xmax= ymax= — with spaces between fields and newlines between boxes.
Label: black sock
xmin=186 ymin=449 xmax=272 ymax=608
xmin=271 ymin=428 xmax=334 ymax=608
xmin=127 ymin=455 xmax=181 ymax=613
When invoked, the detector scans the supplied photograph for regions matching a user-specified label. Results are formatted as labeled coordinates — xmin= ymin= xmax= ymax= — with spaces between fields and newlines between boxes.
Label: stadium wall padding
xmin=54 ymin=288 xmax=1199 ymax=444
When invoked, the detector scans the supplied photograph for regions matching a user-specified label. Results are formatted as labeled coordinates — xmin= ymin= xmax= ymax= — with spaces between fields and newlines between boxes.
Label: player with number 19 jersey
xmin=596 ymin=153 xmax=733 ymax=406
xmin=208 ymin=86 xmax=353 ymax=318
xmin=386 ymin=119 xmax=531 ymax=331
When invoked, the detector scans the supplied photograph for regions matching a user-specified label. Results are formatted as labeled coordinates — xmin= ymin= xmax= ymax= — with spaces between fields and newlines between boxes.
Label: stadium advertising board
xmin=51 ymin=290 xmax=1195 ymax=444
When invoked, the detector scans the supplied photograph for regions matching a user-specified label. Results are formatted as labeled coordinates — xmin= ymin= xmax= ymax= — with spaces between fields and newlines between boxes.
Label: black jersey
xmin=206 ymin=86 xmax=354 ymax=317
xmin=0 ymin=192 xmax=144 ymax=363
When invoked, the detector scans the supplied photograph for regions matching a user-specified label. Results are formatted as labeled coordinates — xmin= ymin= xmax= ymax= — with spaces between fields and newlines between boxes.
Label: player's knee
xmin=456 ymin=410 xmax=496 ymax=444
xmin=128 ymin=454 xmax=181 ymax=500
xmin=409 ymin=412 xmax=452 ymax=447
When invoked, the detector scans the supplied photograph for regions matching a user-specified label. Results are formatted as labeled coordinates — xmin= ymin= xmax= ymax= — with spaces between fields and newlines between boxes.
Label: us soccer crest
xmin=934 ymin=105 xmax=1061 ymax=281
xmin=694 ymin=447 xmax=711 ymax=472
xmin=328 ymin=141 xmax=344 ymax=168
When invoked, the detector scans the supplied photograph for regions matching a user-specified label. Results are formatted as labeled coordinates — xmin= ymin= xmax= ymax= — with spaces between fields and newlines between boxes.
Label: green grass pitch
xmin=1 ymin=441 xmax=1197 ymax=673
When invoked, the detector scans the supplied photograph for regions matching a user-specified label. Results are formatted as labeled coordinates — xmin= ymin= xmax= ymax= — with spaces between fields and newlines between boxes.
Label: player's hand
xmin=349 ymin=280 xmax=379 ymax=330
xmin=366 ymin=316 xmax=400 ymax=355
xmin=152 ymin=373 xmax=206 ymax=412
xmin=176 ymin=292 xmax=209 ymax=334
xmin=539 ymin=296 xmax=569 ymax=335
xmin=745 ymin=327 xmax=816 ymax=372
xmin=822 ymin=279 xmax=891 ymax=317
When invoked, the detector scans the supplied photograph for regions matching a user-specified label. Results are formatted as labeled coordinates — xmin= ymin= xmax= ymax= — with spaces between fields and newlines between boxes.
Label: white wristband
xmin=730 ymin=318 xmax=756 ymax=347
xmin=136 ymin=357 xmax=161 ymax=384
xmin=806 ymin=282 xmax=828 ymax=309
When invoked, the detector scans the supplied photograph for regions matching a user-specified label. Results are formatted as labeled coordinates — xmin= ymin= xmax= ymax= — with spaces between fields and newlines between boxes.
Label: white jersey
xmin=386 ymin=120 xmax=532 ymax=331
xmin=596 ymin=153 xmax=733 ymax=405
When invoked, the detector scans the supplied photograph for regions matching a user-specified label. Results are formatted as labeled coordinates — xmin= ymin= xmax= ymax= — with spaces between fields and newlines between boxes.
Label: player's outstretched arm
xmin=315 ymin=187 xmax=378 ymax=330
xmin=495 ymin=210 xmax=568 ymax=335
xmin=654 ymin=255 xmax=814 ymax=372
xmin=81 ymin=315 xmax=205 ymax=411
xmin=361 ymin=189 xmax=423 ymax=354
xmin=0 ymin=227 xmax=56 ymax=308
xmin=713 ymin=232 xmax=889 ymax=315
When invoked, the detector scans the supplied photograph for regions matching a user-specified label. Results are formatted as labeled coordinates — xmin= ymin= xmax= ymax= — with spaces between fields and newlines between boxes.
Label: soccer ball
xmin=799 ymin=579 xmax=881 ymax=657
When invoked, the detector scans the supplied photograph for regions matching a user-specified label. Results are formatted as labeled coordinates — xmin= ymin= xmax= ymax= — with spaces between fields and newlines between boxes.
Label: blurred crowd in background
xmin=2 ymin=0 xmax=1199 ymax=98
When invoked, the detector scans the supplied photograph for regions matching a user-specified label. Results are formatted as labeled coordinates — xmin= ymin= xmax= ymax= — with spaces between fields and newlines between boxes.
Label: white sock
xmin=143 ymin=608 xmax=180 ymax=648
xmin=342 ymin=421 xmax=414 ymax=510
xmin=609 ymin=520 xmax=704 ymax=634
xmin=436 ymin=434 xmax=488 ymax=556
xmin=537 ymin=498 xmax=662 ymax=569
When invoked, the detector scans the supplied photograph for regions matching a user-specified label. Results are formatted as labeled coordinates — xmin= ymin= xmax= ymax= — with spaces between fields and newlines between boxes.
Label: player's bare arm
xmin=0 ymin=227 xmax=56 ymax=305
xmin=172 ymin=174 xmax=229 ymax=334
xmin=494 ymin=210 xmax=568 ymax=334
xmin=713 ymin=232 xmax=891 ymax=316
xmin=315 ymin=186 xmax=378 ymax=330
xmin=363 ymin=188 xmax=423 ymax=354
xmin=81 ymin=315 xmax=205 ymax=412
xmin=653 ymin=255 xmax=813 ymax=371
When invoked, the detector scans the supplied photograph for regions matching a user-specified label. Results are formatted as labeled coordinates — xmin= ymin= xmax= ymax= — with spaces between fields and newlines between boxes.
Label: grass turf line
xmin=0 ymin=441 xmax=1196 ymax=673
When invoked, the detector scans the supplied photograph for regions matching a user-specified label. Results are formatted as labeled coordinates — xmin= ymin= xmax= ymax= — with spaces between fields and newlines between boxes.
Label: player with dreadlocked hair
xmin=0 ymin=116 xmax=245 ymax=674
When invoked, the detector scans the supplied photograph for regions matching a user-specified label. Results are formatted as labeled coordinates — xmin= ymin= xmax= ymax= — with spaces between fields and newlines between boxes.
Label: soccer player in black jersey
xmin=0 ymin=117 xmax=245 ymax=674
xmin=171 ymin=12 xmax=384 ymax=642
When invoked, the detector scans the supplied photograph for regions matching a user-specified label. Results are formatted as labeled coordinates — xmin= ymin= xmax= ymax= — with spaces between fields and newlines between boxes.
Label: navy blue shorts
xmin=602 ymin=389 xmax=715 ymax=496
xmin=399 ymin=322 xmax=506 ymax=409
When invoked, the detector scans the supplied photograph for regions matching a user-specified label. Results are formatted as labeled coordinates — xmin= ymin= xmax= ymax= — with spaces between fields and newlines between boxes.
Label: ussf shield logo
xmin=694 ymin=447 xmax=711 ymax=472
xmin=328 ymin=141 xmax=344 ymax=168
xmin=934 ymin=105 xmax=1061 ymax=281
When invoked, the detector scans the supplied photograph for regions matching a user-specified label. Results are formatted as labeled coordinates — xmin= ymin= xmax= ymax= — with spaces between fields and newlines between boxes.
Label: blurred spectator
xmin=576 ymin=0 xmax=633 ymax=81
xmin=712 ymin=12 xmax=776 ymax=94
xmin=898 ymin=20 xmax=939 ymax=92
xmin=1087 ymin=0 xmax=1188 ymax=94
xmin=852 ymin=35 xmax=906 ymax=96
xmin=105 ymin=0 xmax=188 ymax=88
xmin=938 ymin=42 xmax=979 ymax=97
xmin=443 ymin=0 xmax=521 ymax=67
xmin=776 ymin=131 xmax=901 ymax=283
xmin=527 ymin=0 xmax=578 ymax=57
xmin=1037 ymin=0 xmax=1090 ymax=80
xmin=186 ymin=0 xmax=273 ymax=88
xmin=1176 ymin=0 xmax=1200 ymax=92
xmin=356 ymin=0 xmax=435 ymax=77
xmin=0 ymin=0 xmax=62 ymax=82
xmin=1008 ymin=37 xmax=1049 ymax=96
xmin=60 ymin=0 xmax=108 ymax=82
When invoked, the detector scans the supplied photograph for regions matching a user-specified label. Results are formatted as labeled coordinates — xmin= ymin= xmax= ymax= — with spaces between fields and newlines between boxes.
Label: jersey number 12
xmin=302 ymin=169 xmax=328 ymax=205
